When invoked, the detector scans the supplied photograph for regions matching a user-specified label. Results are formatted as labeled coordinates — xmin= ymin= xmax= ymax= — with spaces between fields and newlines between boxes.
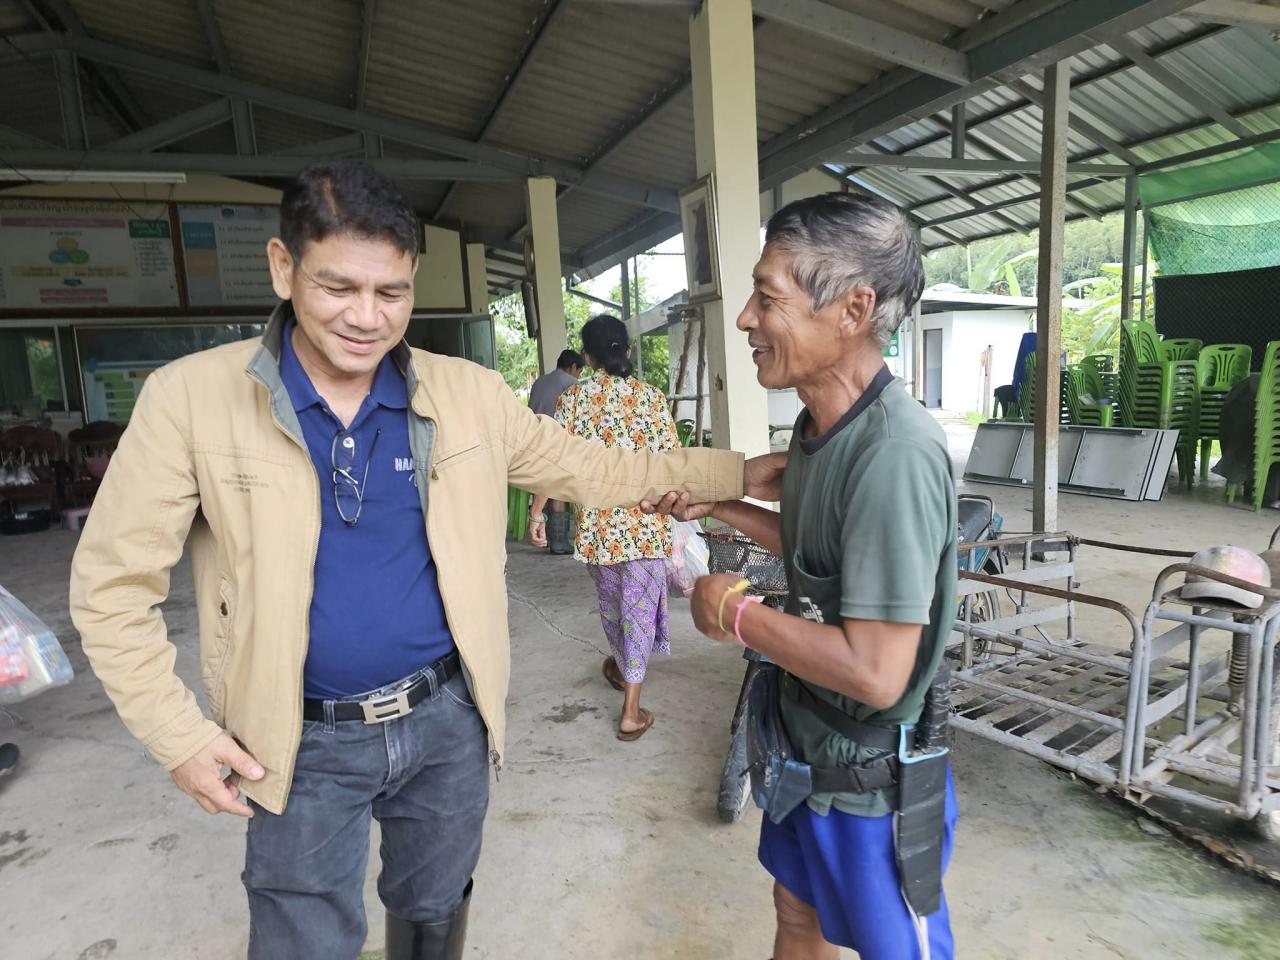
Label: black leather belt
xmin=302 ymin=651 xmax=463 ymax=724
xmin=785 ymin=675 xmax=902 ymax=753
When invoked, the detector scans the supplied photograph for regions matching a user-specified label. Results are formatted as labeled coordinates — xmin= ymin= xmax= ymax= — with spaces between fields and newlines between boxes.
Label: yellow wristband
xmin=718 ymin=579 xmax=752 ymax=633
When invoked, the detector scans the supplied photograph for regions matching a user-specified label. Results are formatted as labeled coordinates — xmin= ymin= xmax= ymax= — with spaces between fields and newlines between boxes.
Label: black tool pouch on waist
xmin=746 ymin=664 xmax=814 ymax=824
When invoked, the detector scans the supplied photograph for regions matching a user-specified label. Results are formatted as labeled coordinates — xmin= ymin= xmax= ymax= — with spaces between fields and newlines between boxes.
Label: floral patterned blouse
xmin=554 ymin=372 xmax=679 ymax=566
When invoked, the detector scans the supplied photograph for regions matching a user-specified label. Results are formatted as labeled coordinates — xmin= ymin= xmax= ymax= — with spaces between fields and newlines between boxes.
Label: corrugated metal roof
xmin=2 ymin=1 xmax=1279 ymax=284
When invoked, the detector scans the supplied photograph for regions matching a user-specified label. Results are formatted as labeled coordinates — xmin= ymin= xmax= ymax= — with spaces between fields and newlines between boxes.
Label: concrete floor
xmin=2 ymin=420 xmax=1279 ymax=960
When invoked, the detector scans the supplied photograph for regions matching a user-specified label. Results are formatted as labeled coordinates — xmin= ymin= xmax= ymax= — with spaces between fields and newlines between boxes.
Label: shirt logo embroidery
xmin=394 ymin=457 xmax=414 ymax=472
xmin=798 ymin=597 xmax=825 ymax=624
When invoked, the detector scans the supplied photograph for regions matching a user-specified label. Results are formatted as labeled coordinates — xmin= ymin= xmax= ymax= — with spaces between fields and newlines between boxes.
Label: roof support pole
xmin=951 ymin=102 xmax=966 ymax=160
xmin=466 ymin=243 xmax=488 ymax=314
xmin=1121 ymin=174 xmax=1139 ymax=321
xmin=526 ymin=176 xmax=567 ymax=376
xmin=689 ymin=0 xmax=770 ymax=458
xmin=1033 ymin=61 xmax=1068 ymax=538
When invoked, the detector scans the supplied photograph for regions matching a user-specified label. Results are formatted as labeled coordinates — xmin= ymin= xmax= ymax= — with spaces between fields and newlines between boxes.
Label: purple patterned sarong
xmin=586 ymin=558 xmax=671 ymax=683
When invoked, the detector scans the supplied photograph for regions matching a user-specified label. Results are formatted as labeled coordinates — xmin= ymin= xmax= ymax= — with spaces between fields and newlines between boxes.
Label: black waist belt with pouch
xmin=746 ymin=662 xmax=951 ymax=917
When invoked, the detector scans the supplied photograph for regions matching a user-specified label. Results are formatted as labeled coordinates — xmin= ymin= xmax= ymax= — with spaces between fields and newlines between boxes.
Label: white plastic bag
xmin=0 ymin=585 xmax=73 ymax=704
xmin=667 ymin=519 xmax=711 ymax=597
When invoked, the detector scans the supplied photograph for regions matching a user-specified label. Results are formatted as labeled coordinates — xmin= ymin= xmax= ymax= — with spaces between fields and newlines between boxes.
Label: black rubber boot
xmin=546 ymin=511 xmax=573 ymax=555
xmin=0 ymin=742 xmax=18 ymax=778
xmin=385 ymin=881 xmax=471 ymax=960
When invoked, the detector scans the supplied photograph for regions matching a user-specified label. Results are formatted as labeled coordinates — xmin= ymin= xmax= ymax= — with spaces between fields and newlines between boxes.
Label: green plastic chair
xmin=1066 ymin=365 xmax=1115 ymax=427
xmin=1081 ymin=354 xmax=1117 ymax=402
xmin=1160 ymin=338 xmax=1203 ymax=362
xmin=1228 ymin=341 xmax=1280 ymax=512
xmin=1197 ymin=344 xmax=1252 ymax=481
xmin=1118 ymin=321 xmax=1199 ymax=487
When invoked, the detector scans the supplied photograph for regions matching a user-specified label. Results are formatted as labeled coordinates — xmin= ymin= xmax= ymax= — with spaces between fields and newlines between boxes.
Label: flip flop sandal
xmin=602 ymin=657 xmax=625 ymax=692
xmin=616 ymin=708 xmax=654 ymax=742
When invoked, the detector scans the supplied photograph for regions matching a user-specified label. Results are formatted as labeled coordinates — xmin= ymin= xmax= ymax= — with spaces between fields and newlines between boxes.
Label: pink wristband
xmin=732 ymin=595 xmax=763 ymax=647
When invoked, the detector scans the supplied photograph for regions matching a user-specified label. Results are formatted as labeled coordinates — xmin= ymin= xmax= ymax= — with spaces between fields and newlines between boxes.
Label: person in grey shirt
xmin=528 ymin=349 xmax=584 ymax=416
xmin=527 ymin=349 xmax=584 ymax=552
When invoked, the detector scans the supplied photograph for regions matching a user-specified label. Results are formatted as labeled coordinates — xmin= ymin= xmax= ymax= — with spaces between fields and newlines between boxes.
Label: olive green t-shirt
xmin=778 ymin=367 xmax=957 ymax=817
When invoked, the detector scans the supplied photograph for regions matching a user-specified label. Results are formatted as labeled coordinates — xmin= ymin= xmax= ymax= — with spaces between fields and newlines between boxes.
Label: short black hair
xmin=279 ymin=159 xmax=420 ymax=265
xmin=580 ymin=314 xmax=632 ymax=378
xmin=557 ymin=349 xmax=585 ymax=370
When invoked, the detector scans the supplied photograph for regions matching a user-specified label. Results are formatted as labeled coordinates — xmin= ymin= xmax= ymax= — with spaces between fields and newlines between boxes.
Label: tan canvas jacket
xmin=69 ymin=305 xmax=744 ymax=813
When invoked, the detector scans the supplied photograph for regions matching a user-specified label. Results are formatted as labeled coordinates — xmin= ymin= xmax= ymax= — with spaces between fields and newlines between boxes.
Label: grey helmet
xmin=1182 ymin=545 xmax=1271 ymax=609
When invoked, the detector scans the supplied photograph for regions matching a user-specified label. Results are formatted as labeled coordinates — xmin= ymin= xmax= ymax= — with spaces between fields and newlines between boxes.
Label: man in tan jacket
xmin=69 ymin=160 xmax=775 ymax=960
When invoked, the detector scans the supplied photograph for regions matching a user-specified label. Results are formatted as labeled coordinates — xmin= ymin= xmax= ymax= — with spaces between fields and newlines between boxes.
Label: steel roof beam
xmin=193 ymin=0 xmax=256 ymax=155
xmin=1006 ymin=77 xmax=1144 ymax=165
xmin=843 ymin=143 xmax=1031 ymax=235
xmin=1181 ymin=0 xmax=1280 ymax=27
xmin=757 ymin=0 xmax=1203 ymax=188
xmin=875 ymin=24 xmax=1223 ymax=176
xmin=102 ymin=98 xmax=233 ymax=152
xmin=1101 ymin=33 xmax=1250 ymax=139
xmin=434 ymin=0 xmax=569 ymax=220
xmin=355 ymin=0 xmax=376 ymax=109
xmin=34 ymin=0 xmax=147 ymax=132
xmin=3 ymin=32 xmax=679 ymax=214
xmin=272 ymin=132 xmax=367 ymax=157
xmin=831 ymin=154 xmax=1132 ymax=175
xmin=52 ymin=49 xmax=86 ymax=150
xmin=0 ymin=149 xmax=533 ymax=181
xmin=752 ymin=0 xmax=970 ymax=85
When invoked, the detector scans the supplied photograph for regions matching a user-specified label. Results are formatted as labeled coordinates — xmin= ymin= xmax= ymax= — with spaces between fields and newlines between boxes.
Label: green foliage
xmin=490 ymin=261 xmax=672 ymax=400
xmin=25 ymin=336 xmax=61 ymax=409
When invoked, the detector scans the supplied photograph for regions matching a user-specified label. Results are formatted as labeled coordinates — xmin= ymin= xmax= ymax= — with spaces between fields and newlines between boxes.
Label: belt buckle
xmin=360 ymin=689 xmax=413 ymax=724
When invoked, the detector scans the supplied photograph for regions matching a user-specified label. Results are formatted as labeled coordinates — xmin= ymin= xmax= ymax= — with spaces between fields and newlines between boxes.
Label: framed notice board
xmin=74 ymin=322 xmax=265 ymax=424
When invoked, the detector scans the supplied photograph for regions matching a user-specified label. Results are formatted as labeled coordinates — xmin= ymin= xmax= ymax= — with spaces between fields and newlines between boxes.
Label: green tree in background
xmin=490 ymin=260 xmax=671 ymax=400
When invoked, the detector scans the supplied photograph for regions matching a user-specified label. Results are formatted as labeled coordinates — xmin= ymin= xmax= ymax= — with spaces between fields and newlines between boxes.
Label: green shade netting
xmin=1140 ymin=144 xmax=1280 ymax=277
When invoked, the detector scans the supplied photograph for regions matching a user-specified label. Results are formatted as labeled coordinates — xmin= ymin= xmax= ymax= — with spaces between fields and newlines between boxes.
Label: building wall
xmin=414 ymin=225 xmax=468 ymax=311
xmin=922 ymin=310 xmax=1032 ymax=413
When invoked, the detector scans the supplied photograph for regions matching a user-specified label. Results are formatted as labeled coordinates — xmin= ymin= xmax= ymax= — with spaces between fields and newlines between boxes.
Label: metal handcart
xmin=950 ymin=525 xmax=1280 ymax=839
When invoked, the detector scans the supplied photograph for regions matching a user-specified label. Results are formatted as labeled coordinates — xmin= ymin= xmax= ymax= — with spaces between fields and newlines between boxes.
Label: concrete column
xmin=1033 ymin=63 xmax=1068 ymax=535
xmin=524 ymin=176 xmax=566 ymax=374
xmin=465 ymin=242 xmax=488 ymax=314
xmin=689 ymin=0 xmax=770 ymax=458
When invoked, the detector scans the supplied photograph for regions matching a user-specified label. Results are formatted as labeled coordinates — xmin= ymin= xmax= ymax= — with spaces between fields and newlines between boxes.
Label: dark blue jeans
xmin=242 ymin=667 xmax=490 ymax=960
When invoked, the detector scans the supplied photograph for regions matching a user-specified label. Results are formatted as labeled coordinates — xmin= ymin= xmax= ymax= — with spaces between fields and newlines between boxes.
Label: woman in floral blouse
xmin=529 ymin=314 xmax=679 ymax=740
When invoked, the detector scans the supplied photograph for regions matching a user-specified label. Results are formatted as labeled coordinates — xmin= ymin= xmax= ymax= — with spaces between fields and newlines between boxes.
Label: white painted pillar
xmin=465 ymin=242 xmax=488 ymax=314
xmin=689 ymin=0 xmax=770 ymax=458
xmin=524 ymin=176 xmax=566 ymax=374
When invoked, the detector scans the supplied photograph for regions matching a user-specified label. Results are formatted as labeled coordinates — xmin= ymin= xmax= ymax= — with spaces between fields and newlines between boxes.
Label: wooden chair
xmin=0 ymin=426 xmax=62 ymax=530
xmin=67 ymin=420 xmax=123 ymax=505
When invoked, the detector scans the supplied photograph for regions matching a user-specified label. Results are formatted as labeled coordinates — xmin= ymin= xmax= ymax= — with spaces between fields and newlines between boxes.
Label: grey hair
xmin=764 ymin=193 xmax=925 ymax=347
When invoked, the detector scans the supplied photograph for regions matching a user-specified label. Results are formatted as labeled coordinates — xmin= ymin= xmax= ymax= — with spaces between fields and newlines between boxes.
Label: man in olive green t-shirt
xmin=645 ymin=193 xmax=957 ymax=960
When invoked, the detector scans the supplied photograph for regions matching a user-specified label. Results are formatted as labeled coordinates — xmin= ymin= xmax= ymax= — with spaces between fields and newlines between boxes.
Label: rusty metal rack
xmin=950 ymin=529 xmax=1280 ymax=838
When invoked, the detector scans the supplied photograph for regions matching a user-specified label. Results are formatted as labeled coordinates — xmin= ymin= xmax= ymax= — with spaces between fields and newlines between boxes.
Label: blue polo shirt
xmin=279 ymin=323 xmax=455 ymax=699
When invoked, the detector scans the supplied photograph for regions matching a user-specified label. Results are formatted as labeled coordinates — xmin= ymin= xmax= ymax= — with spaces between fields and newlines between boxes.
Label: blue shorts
xmin=758 ymin=766 xmax=958 ymax=960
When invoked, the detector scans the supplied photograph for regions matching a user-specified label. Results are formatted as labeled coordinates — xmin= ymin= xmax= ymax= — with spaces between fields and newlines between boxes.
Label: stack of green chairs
xmin=1017 ymin=352 xmax=1037 ymax=422
xmin=1081 ymin=354 xmax=1117 ymax=403
xmin=1065 ymin=364 xmax=1115 ymax=427
xmin=1118 ymin=321 xmax=1200 ymax=487
xmin=1228 ymin=341 xmax=1280 ymax=512
xmin=1196 ymin=344 xmax=1252 ymax=481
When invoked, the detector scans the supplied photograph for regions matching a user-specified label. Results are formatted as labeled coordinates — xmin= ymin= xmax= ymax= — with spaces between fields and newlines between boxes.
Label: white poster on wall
xmin=178 ymin=204 xmax=280 ymax=307
xmin=0 ymin=199 xmax=179 ymax=308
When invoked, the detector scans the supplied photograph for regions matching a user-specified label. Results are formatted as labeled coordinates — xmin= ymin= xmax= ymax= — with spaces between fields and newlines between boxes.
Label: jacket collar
xmin=247 ymin=302 xmax=426 ymax=422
